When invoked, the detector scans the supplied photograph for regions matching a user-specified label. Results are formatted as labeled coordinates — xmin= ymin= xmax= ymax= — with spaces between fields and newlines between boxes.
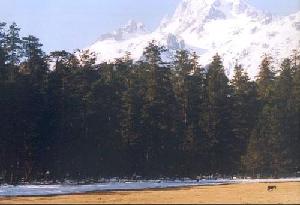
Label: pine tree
xmin=22 ymin=35 xmax=48 ymax=83
xmin=143 ymin=40 xmax=166 ymax=66
xmin=274 ymin=58 xmax=295 ymax=173
xmin=120 ymin=58 xmax=148 ymax=176
xmin=140 ymin=42 xmax=181 ymax=176
xmin=256 ymin=54 xmax=275 ymax=100
xmin=205 ymin=53 xmax=234 ymax=174
xmin=244 ymin=56 xmax=281 ymax=177
xmin=291 ymin=52 xmax=300 ymax=171
xmin=22 ymin=35 xmax=43 ymax=60
xmin=173 ymin=49 xmax=193 ymax=124
xmin=0 ymin=22 xmax=7 ymax=81
xmin=45 ymin=51 xmax=77 ymax=179
xmin=183 ymin=53 xmax=207 ymax=175
xmin=5 ymin=23 xmax=23 ymax=81
xmin=17 ymin=35 xmax=49 ymax=181
xmin=231 ymin=63 xmax=257 ymax=172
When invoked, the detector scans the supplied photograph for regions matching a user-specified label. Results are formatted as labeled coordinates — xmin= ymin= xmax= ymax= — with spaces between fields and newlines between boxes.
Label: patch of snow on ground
xmin=0 ymin=178 xmax=299 ymax=196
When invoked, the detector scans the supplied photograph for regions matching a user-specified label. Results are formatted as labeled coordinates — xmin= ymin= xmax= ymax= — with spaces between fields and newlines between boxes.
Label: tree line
xmin=0 ymin=22 xmax=299 ymax=184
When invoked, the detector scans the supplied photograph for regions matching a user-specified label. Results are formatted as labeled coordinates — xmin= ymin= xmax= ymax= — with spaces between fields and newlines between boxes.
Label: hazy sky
xmin=0 ymin=0 xmax=299 ymax=53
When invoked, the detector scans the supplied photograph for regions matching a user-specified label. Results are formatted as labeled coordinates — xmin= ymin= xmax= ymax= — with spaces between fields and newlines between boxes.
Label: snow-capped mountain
xmin=97 ymin=20 xmax=147 ymax=41
xmin=86 ymin=0 xmax=300 ymax=78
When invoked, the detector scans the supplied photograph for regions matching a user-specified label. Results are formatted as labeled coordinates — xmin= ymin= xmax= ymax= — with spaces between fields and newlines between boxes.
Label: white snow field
xmin=84 ymin=0 xmax=300 ymax=79
xmin=0 ymin=178 xmax=300 ymax=196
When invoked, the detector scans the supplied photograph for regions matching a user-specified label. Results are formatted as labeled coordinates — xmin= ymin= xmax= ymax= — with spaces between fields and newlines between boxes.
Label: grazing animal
xmin=267 ymin=185 xmax=277 ymax=191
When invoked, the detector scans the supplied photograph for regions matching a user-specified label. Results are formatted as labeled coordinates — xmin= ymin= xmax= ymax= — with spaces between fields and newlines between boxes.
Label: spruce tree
xmin=256 ymin=55 xmax=275 ymax=100
xmin=5 ymin=23 xmax=23 ymax=81
xmin=231 ymin=63 xmax=257 ymax=171
xmin=291 ymin=53 xmax=300 ymax=171
xmin=274 ymin=59 xmax=295 ymax=173
xmin=244 ymin=55 xmax=281 ymax=177
xmin=141 ymin=42 xmax=180 ymax=176
xmin=0 ymin=22 xmax=7 ymax=81
xmin=120 ymin=57 xmax=148 ymax=176
xmin=184 ymin=53 xmax=207 ymax=175
xmin=205 ymin=54 xmax=234 ymax=174
xmin=22 ymin=35 xmax=48 ymax=83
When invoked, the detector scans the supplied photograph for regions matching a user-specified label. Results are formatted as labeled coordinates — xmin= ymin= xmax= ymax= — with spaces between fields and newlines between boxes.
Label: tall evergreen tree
xmin=5 ymin=23 xmax=23 ymax=81
xmin=244 ymin=55 xmax=280 ymax=177
xmin=183 ymin=53 xmax=207 ymax=175
xmin=140 ymin=42 xmax=181 ymax=176
xmin=256 ymin=55 xmax=275 ymax=100
xmin=0 ymin=22 xmax=7 ymax=81
xmin=205 ymin=54 xmax=234 ymax=174
xmin=231 ymin=63 xmax=257 ymax=172
xmin=120 ymin=58 xmax=148 ymax=176
xmin=290 ymin=52 xmax=300 ymax=171
xmin=273 ymin=59 xmax=295 ymax=173
xmin=22 ymin=35 xmax=48 ymax=82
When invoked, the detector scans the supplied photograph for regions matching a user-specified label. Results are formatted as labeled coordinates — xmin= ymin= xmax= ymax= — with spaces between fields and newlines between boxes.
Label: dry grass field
xmin=0 ymin=182 xmax=299 ymax=204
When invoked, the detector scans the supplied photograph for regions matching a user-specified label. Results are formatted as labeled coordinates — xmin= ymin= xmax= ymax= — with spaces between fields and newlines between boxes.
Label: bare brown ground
xmin=0 ymin=182 xmax=299 ymax=204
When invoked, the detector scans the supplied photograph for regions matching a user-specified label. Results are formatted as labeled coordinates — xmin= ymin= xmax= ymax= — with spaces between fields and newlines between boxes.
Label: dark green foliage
xmin=243 ymin=55 xmax=299 ymax=177
xmin=290 ymin=51 xmax=300 ymax=171
xmin=0 ymin=22 xmax=299 ymax=184
xmin=231 ymin=64 xmax=257 ymax=172
xmin=204 ymin=54 xmax=235 ymax=174
xmin=5 ymin=23 xmax=23 ymax=65
xmin=0 ymin=22 xmax=7 ymax=82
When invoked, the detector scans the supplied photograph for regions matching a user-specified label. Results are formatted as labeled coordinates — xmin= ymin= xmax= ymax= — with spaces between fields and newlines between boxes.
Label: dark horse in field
xmin=267 ymin=185 xmax=277 ymax=191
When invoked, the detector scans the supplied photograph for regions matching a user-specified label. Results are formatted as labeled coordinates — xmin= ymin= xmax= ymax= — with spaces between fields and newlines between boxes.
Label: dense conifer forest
xmin=0 ymin=22 xmax=299 ymax=184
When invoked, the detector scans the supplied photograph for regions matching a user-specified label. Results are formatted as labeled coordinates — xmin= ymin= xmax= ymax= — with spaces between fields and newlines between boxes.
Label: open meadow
xmin=1 ymin=182 xmax=299 ymax=204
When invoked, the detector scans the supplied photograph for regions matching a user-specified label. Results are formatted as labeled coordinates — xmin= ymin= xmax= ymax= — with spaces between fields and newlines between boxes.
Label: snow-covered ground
xmin=1 ymin=178 xmax=299 ymax=196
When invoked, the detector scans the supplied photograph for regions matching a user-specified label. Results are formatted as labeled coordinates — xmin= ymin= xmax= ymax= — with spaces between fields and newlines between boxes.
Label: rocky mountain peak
xmin=87 ymin=0 xmax=300 ymax=79
xmin=98 ymin=20 xmax=147 ymax=41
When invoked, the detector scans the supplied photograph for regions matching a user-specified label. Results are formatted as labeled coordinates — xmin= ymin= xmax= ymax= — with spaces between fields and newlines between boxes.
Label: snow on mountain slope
xmin=88 ymin=21 xmax=185 ymax=63
xmin=86 ymin=0 xmax=300 ymax=78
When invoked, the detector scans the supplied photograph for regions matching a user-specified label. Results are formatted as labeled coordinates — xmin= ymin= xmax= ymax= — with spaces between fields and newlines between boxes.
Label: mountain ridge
xmin=85 ymin=0 xmax=300 ymax=78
